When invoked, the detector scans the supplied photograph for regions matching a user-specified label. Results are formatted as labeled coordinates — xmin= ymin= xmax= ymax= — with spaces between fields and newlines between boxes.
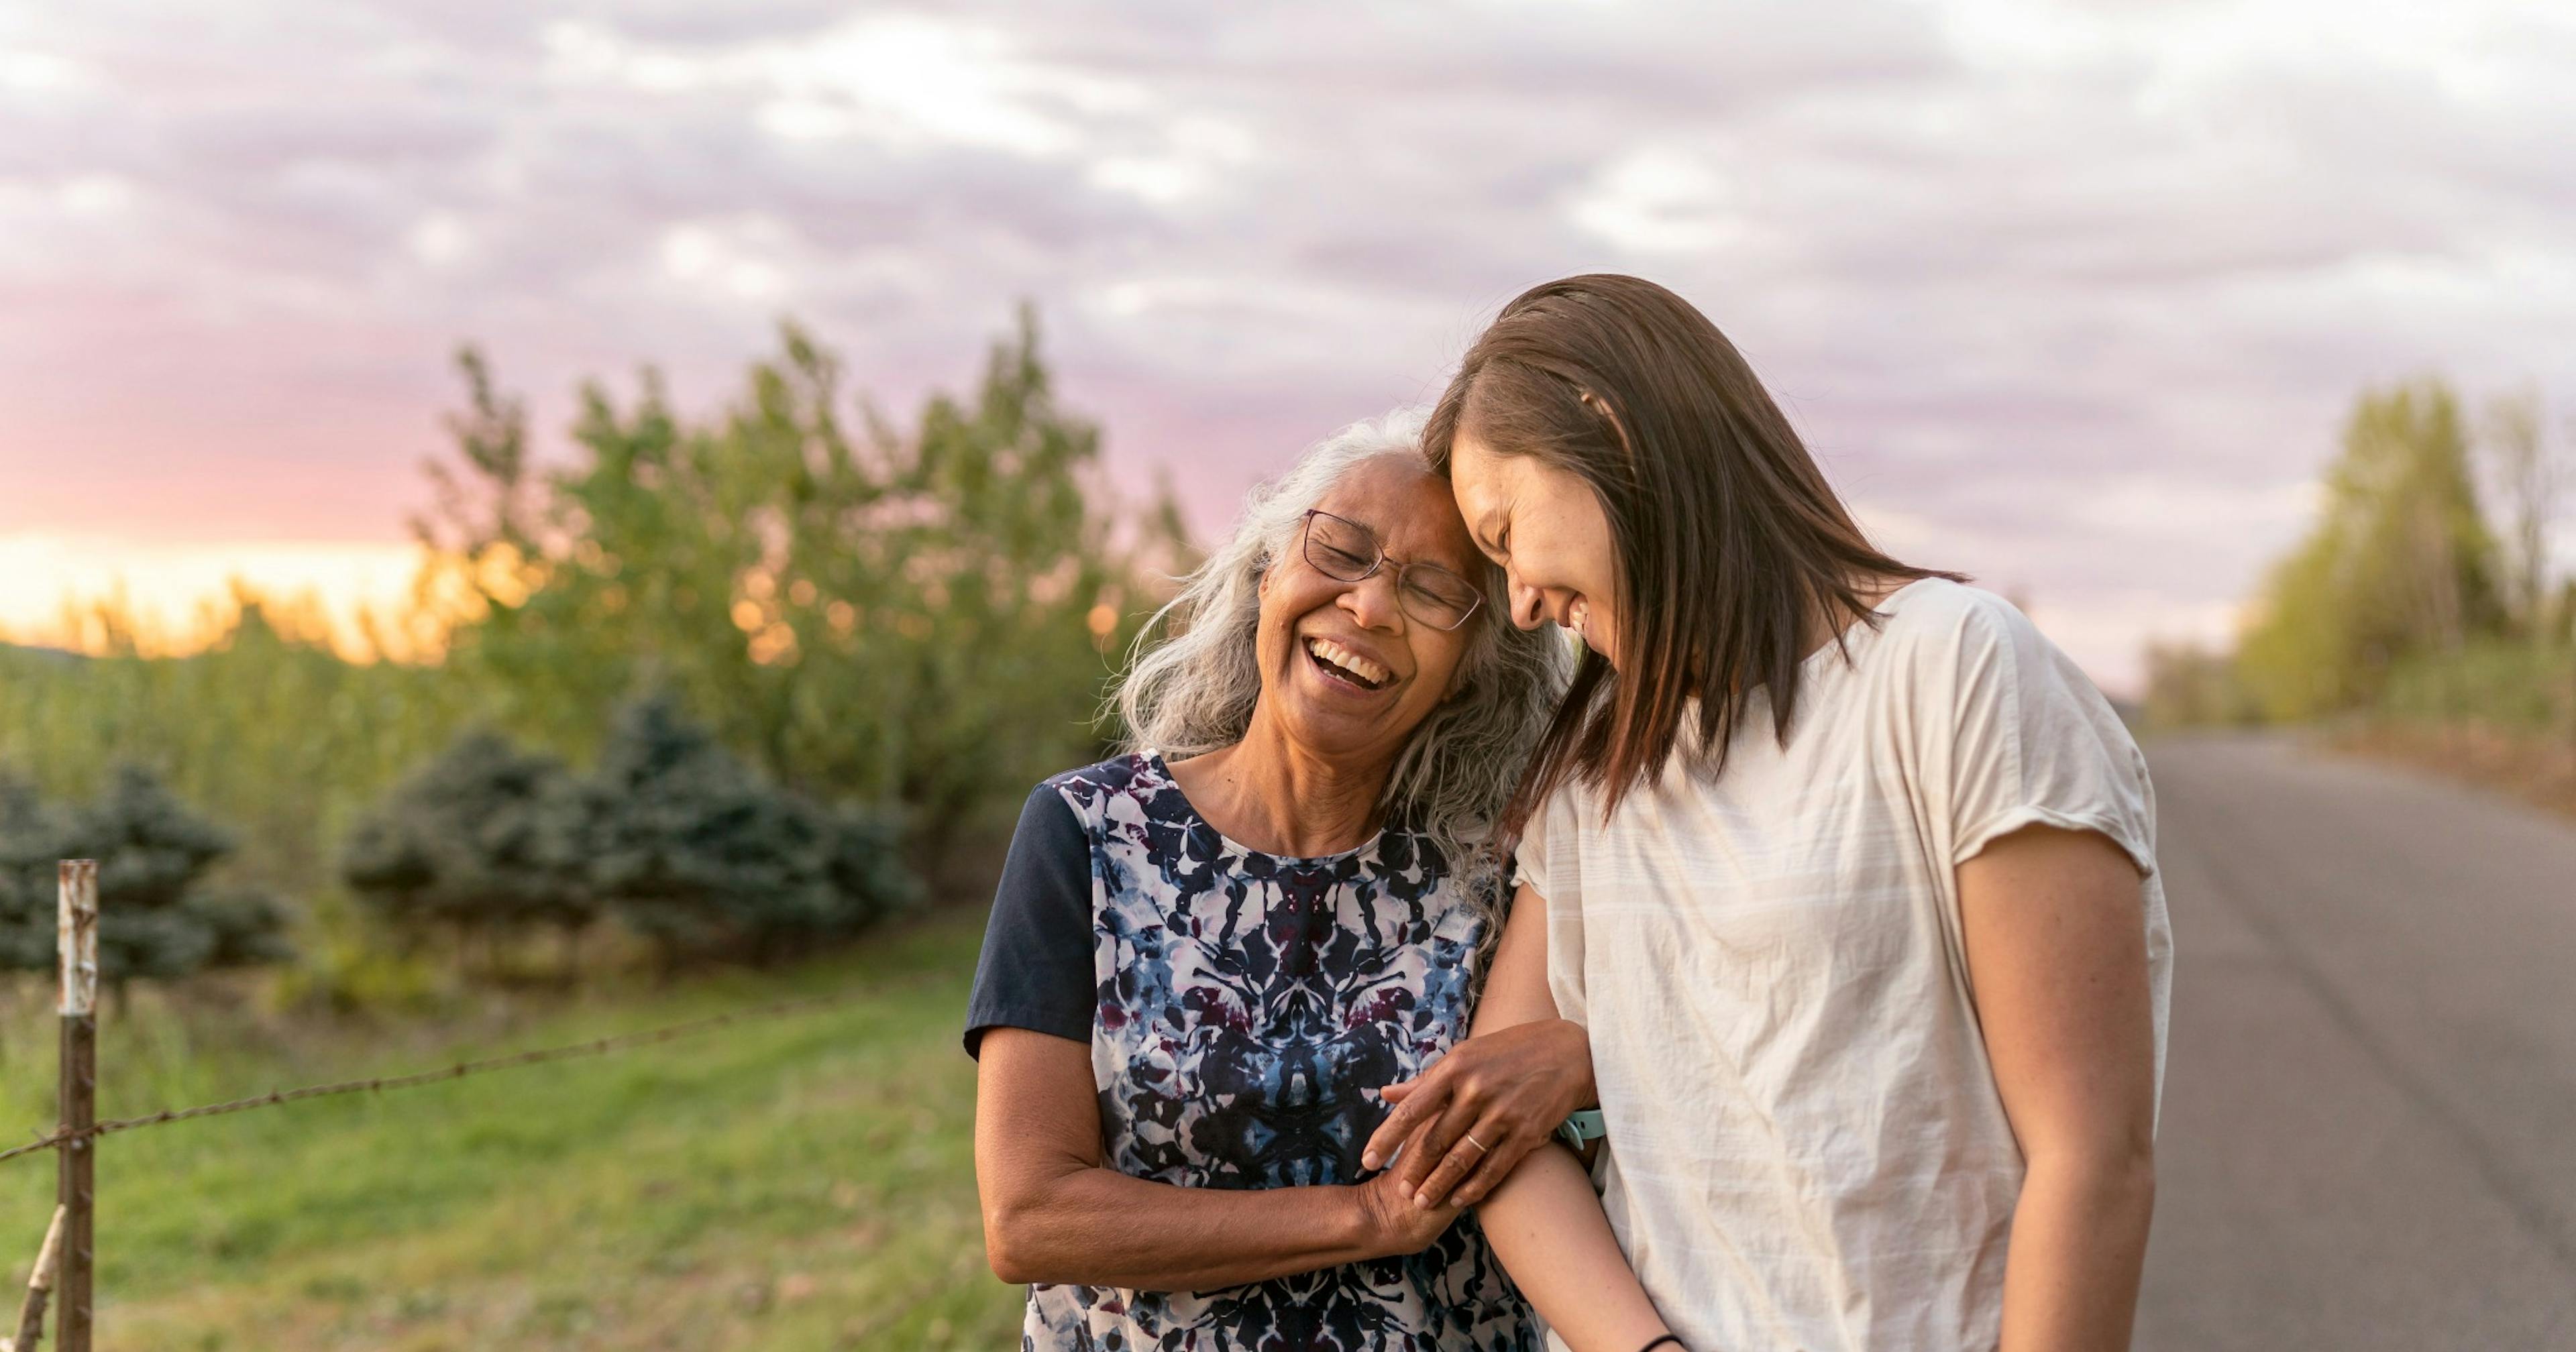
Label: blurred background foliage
xmin=0 ymin=310 xmax=1187 ymax=1001
xmin=5 ymin=333 xmax=2565 ymax=1001
xmin=2145 ymin=378 xmax=2574 ymax=777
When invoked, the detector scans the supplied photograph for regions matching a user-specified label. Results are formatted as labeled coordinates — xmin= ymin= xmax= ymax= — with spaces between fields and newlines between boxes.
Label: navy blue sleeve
xmin=962 ymin=783 xmax=1095 ymax=1060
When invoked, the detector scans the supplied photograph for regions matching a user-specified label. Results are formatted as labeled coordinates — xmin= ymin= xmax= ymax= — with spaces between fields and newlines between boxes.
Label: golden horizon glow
xmin=0 ymin=533 xmax=455 ymax=663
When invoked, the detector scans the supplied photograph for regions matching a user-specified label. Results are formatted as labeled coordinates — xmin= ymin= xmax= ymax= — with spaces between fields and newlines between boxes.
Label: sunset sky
xmin=5 ymin=1 xmax=2573 ymax=690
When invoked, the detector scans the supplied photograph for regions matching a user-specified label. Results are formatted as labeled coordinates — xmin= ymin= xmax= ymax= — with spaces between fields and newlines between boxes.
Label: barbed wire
xmin=1 ymin=986 xmax=875 ymax=1168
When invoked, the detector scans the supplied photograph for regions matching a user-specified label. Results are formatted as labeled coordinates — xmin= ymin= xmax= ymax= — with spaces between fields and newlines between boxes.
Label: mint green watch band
xmin=1555 ymin=1109 xmax=1606 ymax=1149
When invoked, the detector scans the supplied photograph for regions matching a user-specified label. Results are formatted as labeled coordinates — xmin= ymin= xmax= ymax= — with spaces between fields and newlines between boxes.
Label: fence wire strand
xmin=1 ymin=987 xmax=872 ymax=1168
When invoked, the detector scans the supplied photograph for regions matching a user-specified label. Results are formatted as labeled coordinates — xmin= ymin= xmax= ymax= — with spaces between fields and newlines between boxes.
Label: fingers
xmin=1448 ymin=1129 xmax=1533 ymax=1209
xmin=1409 ymin=1108 xmax=1515 ymax=1208
xmin=1363 ymin=1069 xmax=1445 ymax=1170
xmin=1395 ymin=1096 xmax=1464 ymax=1191
xmin=1398 ymin=1086 xmax=1485 ymax=1196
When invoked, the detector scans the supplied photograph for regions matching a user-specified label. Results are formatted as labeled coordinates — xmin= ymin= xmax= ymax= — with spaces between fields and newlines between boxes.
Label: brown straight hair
xmin=1424 ymin=274 xmax=1961 ymax=834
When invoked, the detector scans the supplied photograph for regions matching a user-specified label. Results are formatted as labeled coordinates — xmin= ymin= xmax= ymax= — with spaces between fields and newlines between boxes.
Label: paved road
xmin=2137 ymin=734 xmax=2576 ymax=1351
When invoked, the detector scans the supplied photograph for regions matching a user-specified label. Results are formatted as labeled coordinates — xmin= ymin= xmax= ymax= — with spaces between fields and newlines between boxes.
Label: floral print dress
xmin=965 ymin=752 xmax=1538 ymax=1351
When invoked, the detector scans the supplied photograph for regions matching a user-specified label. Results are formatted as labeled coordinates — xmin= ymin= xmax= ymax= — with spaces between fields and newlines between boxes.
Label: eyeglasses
xmin=1299 ymin=509 xmax=1485 ymax=632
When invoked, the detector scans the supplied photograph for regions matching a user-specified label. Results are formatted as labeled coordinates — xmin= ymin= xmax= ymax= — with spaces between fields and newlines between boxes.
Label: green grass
xmin=0 ymin=908 xmax=1020 ymax=1350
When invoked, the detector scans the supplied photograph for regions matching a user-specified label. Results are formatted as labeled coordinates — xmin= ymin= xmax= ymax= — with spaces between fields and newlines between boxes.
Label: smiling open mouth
xmin=1305 ymin=635 xmax=1391 ymax=691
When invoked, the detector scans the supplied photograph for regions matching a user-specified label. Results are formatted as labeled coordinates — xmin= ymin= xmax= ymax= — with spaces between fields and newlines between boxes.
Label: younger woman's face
xmin=1448 ymin=432 xmax=1622 ymax=667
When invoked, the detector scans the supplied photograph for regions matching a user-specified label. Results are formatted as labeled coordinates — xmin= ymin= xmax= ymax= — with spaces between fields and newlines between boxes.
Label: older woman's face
xmin=1255 ymin=455 xmax=1485 ymax=768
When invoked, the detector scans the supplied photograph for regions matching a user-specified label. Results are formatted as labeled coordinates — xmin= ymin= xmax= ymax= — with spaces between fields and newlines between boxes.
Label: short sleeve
xmin=1940 ymin=594 xmax=2159 ymax=879
xmin=961 ymin=785 xmax=1097 ymax=1059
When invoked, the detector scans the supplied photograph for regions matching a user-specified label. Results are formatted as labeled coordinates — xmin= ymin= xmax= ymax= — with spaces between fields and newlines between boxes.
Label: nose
xmin=1507 ymin=573 xmax=1548 ymax=630
xmin=1336 ymin=569 xmax=1406 ymax=631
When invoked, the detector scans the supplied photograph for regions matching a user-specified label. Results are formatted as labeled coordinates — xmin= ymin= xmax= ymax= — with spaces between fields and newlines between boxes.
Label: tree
xmin=341 ymin=728 xmax=596 ymax=978
xmin=584 ymin=691 xmax=917 ymax=973
xmin=2478 ymin=389 xmax=2563 ymax=645
xmin=2236 ymin=379 xmax=2506 ymax=719
xmin=0 ymin=770 xmax=64 ymax=976
xmin=415 ymin=312 xmax=1185 ymax=872
xmin=0 ymin=765 xmax=294 ymax=993
xmin=2141 ymin=640 xmax=2259 ymax=728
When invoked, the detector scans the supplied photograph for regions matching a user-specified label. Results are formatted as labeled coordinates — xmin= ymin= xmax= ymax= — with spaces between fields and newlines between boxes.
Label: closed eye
xmin=1317 ymin=543 xmax=1373 ymax=572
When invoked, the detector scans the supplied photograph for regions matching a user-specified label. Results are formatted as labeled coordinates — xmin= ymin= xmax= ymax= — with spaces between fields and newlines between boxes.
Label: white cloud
xmin=404 ymin=211 xmax=470 ymax=266
xmin=1087 ymin=115 xmax=1258 ymax=206
xmin=1569 ymin=147 xmax=1752 ymax=255
xmin=657 ymin=217 xmax=791 ymax=302
xmin=543 ymin=13 xmax=1149 ymax=160
xmin=54 ymin=173 xmax=133 ymax=216
xmin=0 ymin=48 xmax=95 ymax=97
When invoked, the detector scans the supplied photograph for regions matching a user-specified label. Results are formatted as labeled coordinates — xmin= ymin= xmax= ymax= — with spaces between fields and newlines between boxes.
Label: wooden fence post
xmin=5 ymin=1205 xmax=66 ymax=1352
xmin=55 ymin=862 xmax=96 ymax=1352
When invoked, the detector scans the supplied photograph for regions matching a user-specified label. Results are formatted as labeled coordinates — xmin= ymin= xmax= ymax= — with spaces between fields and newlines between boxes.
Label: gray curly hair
xmin=1111 ymin=408 xmax=1571 ymax=894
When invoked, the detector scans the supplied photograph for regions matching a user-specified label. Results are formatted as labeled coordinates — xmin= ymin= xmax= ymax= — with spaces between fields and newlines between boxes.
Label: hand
xmin=1353 ymin=1158 xmax=1464 ymax=1256
xmin=1364 ymin=1017 xmax=1595 ymax=1211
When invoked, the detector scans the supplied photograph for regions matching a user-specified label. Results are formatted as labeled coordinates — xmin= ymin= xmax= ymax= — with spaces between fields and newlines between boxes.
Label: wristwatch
xmin=1554 ymin=1109 xmax=1606 ymax=1150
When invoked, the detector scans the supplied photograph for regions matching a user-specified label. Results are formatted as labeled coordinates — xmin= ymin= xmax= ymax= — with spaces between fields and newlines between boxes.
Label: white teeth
xmin=1305 ymin=636 xmax=1391 ymax=686
xmin=1567 ymin=598 xmax=1589 ymax=638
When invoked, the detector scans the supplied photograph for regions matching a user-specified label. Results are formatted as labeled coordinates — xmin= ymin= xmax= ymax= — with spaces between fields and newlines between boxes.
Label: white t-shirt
xmin=1518 ymin=577 xmax=2171 ymax=1352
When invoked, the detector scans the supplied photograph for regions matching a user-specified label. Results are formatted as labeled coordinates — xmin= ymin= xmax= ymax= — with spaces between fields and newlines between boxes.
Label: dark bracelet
xmin=1637 ymin=1337 xmax=1684 ymax=1352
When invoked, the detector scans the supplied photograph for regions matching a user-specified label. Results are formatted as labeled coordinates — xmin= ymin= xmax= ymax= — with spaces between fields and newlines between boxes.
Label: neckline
xmin=1141 ymin=749 xmax=1389 ymax=866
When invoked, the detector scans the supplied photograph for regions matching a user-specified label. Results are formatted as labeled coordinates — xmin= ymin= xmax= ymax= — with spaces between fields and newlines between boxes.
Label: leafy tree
xmin=585 ymin=692 xmax=917 ymax=973
xmin=2236 ymin=379 xmax=2506 ymax=719
xmin=341 ymin=728 xmax=596 ymax=978
xmin=2477 ymin=389 xmax=2564 ymax=645
xmin=416 ymin=312 xmax=1184 ymax=870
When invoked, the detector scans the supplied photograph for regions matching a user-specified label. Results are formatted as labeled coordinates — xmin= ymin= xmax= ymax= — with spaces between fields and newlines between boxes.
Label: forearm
xmin=1477 ymin=1144 xmax=1672 ymax=1352
xmin=1996 ymin=1149 xmax=2156 ymax=1352
xmin=988 ymin=1166 xmax=1378 ymax=1292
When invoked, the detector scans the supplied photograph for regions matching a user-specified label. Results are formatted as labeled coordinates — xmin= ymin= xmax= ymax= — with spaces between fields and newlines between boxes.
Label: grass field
xmin=0 ymin=907 xmax=1021 ymax=1350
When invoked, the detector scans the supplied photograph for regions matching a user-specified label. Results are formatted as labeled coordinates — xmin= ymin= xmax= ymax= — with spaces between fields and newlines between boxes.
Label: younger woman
xmin=1373 ymin=275 xmax=2171 ymax=1352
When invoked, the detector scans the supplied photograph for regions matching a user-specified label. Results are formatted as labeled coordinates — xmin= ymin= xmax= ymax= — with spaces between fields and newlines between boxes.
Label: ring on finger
xmin=1462 ymin=1132 xmax=1489 ymax=1153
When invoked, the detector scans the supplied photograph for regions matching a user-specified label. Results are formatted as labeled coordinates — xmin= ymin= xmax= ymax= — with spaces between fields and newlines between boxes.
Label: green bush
xmin=341 ymin=727 xmax=597 ymax=976
xmin=2381 ymin=640 xmax=2576 ymax=731
xmin=0 ymin=763 xmax=292 ymax=984
xmin=584 ymin=692 xmax=919 ymax=973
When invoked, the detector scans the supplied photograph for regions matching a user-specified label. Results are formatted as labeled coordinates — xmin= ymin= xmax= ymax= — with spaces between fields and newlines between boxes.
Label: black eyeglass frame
xmin=1297 ymin=508 xmax=1487 ymax=632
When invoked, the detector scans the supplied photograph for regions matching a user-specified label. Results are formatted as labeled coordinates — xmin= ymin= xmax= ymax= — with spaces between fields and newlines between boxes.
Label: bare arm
xmin=1364 ymin=914 xmax=1595 ymax=1206
xmin=974 ymin=1027 xmax=1456 ymax=1290
xmin=1454 ymin=884 xmax=1676 ymax=1351
xmin=1959 ymin=824 xmax=2159 ymax=1352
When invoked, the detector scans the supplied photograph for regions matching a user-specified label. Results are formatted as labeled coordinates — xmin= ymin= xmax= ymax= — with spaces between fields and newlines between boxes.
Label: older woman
xmin=965 ymin=411 xmax=1573 ymax=1349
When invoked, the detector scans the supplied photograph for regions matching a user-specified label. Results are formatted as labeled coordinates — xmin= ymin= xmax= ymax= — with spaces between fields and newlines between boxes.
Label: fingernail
xmin=1413 ymin=1191 xmax=1432 ymax=1209
xmin=1362 ymin=1151 xmax=1380 ymax=1170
